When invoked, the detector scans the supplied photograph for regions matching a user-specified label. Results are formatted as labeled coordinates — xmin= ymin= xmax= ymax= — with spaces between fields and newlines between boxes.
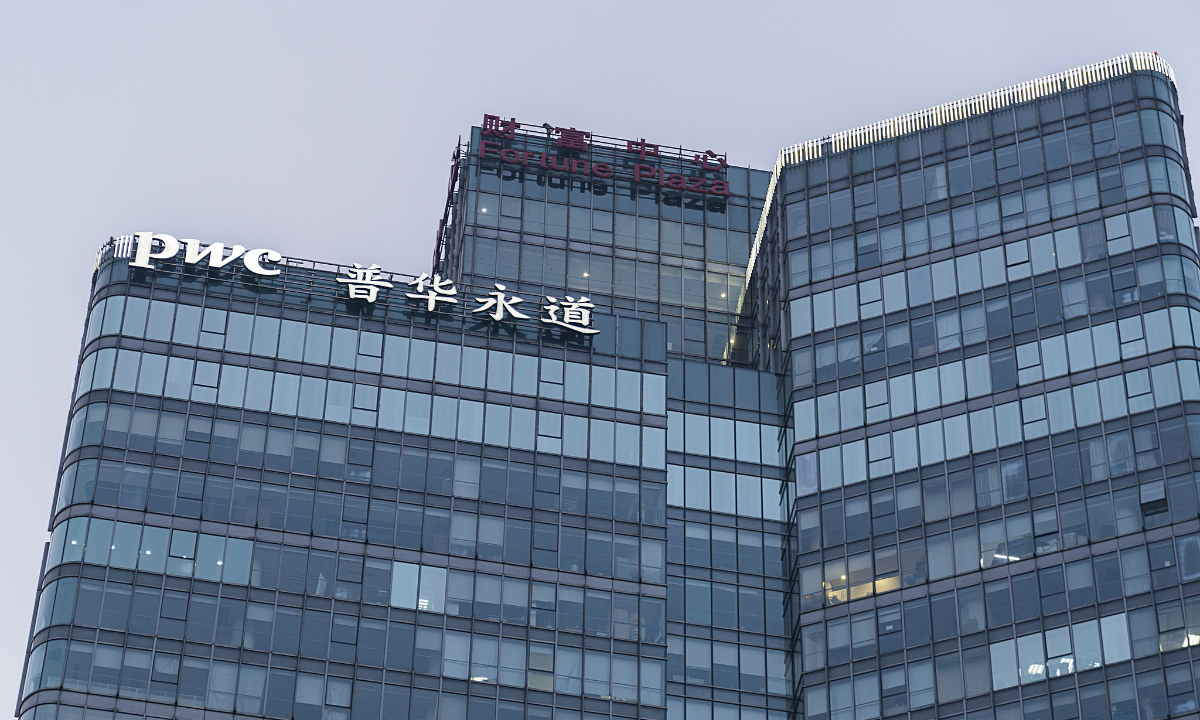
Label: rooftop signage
xmin=478 ymin=114 xmax=731 ymax=197
xmin=123 ymin=233 xmax=599 ymax=335
xmin=129 ymin=232 xmax=281 ymax=275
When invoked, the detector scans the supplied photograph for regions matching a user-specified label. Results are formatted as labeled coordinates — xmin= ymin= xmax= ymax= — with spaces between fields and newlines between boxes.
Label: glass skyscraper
xmin=17 ymin=51 xmax=1199 ymax=720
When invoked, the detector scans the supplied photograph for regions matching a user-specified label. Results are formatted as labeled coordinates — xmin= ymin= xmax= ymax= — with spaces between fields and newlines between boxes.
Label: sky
xmin=2 ymin=0 xmax=1199 ymax=696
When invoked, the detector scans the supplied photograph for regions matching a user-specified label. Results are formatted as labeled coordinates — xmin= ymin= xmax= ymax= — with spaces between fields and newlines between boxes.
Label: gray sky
xmin=2 ymin=0 xmax=1199 ymax=694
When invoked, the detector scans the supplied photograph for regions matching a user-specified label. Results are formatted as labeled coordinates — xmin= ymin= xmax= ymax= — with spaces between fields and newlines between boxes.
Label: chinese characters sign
xmin=404 ymin=272 xmax=457 ymax=311
xmin=337 ymin=264 xmax=393 ymax=302
xmin=479 ymin=114 xmax=730 ymax=197
xmin=125 ymin=234 xmax=600 ymax=337
xmin=342 ymin=266 xmax=600 ymax=336
xmin=542 ymin=296 xmax=599 ymax=334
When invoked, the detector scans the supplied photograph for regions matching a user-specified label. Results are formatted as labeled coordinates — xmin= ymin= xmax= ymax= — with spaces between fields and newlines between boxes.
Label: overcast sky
xmin=2 ymin=0 xmax=1199 ymax=695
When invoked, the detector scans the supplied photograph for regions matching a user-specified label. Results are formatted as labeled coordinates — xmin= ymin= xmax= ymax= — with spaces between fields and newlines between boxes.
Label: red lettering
xmin=486 ymin=148 xmax=722 ymax=192
xmin=480 ymin=140 xmax=501 ymax=159
xmin=634 ymin=164 xmax=658 ymax=184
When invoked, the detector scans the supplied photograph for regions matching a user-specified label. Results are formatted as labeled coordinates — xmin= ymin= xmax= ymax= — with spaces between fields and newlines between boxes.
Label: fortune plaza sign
xmin=478 ymin=114 xmax=732 ymax=197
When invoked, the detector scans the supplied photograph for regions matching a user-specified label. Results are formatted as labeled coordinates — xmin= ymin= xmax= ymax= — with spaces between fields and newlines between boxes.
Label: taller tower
xmin=760 ymin=53 xmax=1200 ymax=720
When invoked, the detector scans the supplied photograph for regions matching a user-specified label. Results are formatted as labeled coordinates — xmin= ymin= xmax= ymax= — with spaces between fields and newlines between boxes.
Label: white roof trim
xmin=782 ymin=51 xmax=1175 ymax=164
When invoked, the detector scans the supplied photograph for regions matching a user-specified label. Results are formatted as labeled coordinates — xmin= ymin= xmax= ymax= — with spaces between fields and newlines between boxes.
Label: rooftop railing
xmin=782 ymin=51 xmax=1176 ymax=164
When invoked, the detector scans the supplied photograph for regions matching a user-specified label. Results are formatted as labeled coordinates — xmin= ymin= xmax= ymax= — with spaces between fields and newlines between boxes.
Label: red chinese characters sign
xmin=478 ymin=114 xmax=730 ymax=197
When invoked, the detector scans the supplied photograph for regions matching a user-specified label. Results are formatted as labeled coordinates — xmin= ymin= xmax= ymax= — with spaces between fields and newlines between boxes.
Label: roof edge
xmin=735 ymin=52 xmax=1176 ymax=323
xmin=781 ymin=51 xmax=1176 ymax=165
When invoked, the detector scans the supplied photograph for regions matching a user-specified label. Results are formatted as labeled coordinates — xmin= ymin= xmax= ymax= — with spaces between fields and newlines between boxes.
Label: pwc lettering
xmin=478 ymin=114 xmax=730 ymax=197
xmin=128 ymin=232 xmax=282 ymax=276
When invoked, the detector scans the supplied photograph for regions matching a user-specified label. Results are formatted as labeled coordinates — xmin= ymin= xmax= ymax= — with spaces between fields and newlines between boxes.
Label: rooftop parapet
xmin=782 ymin=51 xmax=1175 ymax=165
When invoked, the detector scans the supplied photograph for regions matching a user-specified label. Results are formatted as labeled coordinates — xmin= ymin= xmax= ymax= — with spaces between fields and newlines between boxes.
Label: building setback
xmin=16 ymin=51 xmax=1200 ymax=720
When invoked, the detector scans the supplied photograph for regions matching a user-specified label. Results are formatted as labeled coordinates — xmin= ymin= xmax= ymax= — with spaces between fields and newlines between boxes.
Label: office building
xmin=17 ymin=51 xmax=1197 ymax=720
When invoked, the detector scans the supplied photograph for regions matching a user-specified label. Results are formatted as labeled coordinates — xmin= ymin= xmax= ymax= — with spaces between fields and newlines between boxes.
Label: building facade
xmin=16 ymin=51 xmax=1200 ymax=720
xmin=764 ymin=53 xmax=1200 ymax=720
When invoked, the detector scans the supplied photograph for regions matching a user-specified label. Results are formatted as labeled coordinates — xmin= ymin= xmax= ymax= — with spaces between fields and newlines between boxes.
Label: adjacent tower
xmin=757 ymin=53 xmax=1200 ymax=720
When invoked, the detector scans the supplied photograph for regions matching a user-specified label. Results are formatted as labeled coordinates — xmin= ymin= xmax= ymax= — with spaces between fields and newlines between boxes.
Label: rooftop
xmin=782 ymin=51 xmax=1175 ymax=165
xmin=739 ymin=51 xmax=1178 ymax=315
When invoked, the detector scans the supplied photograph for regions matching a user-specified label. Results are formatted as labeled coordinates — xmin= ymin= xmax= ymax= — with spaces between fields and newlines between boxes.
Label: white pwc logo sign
xmin=128 ymin=232 xmax=282 ymax=276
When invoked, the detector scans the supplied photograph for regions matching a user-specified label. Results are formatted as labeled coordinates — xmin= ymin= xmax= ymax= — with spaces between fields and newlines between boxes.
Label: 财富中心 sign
xmin=479 ymin=114 xmax=732 ymax=197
